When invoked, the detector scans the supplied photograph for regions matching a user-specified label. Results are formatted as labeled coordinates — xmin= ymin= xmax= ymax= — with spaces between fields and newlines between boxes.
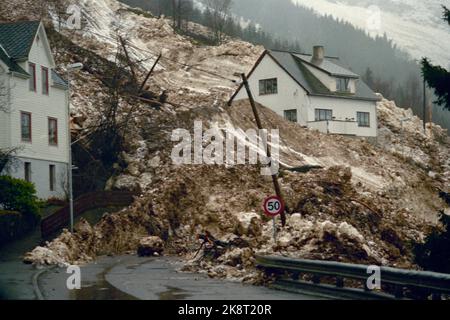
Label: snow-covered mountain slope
xmin=292 ymin=0 xmax=450 ymax=68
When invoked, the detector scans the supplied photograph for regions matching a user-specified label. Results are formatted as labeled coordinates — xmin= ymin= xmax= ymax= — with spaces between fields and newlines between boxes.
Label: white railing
xmin=307 ymin=120 xmax=359 ymax=136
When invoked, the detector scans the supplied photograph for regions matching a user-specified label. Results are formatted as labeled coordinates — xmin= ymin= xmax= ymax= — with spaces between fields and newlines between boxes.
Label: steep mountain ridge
xmin=292 ymin=0 xmax=450 ymax=68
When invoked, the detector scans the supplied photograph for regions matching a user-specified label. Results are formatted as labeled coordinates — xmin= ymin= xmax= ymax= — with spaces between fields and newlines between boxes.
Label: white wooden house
xmin=0 ymin=21 xmax=69 ymax=199
xmin=229 ymin=46 xmax=381 ymax=137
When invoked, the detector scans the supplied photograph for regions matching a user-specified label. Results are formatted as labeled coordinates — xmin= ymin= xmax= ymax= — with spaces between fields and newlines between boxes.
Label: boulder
xmin=137 ymin=236 xmax=164 ymax=256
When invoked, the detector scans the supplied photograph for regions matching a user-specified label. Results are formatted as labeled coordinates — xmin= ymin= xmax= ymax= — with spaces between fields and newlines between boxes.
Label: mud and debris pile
xmin=24 ymin=164 xmax=427 ymax=284
xmin=24 ymin=96 xmax=448 ymax=282
xmin=377 ymin=98 xmax=449 ymax=183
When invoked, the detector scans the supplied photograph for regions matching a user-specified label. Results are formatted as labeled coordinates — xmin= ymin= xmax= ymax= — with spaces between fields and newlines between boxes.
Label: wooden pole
xmin=138 ymin=53 xmax=162 ymax=94
xmin=240 ymin=73 xmax=287 ymax=227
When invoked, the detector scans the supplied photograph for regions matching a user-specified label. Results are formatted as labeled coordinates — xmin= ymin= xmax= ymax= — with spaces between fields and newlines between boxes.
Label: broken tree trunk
xmin=138 ymin=53 xmax=162 ymax=94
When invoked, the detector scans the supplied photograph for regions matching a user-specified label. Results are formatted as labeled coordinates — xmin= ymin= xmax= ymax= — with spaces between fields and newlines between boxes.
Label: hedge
xmin=0 ymin=210 xmax=36 ymax=245
xmin=0 ymin=175 xmax=40 ymax=221
xmin=0 ymin=175 xmax=41 ymax=245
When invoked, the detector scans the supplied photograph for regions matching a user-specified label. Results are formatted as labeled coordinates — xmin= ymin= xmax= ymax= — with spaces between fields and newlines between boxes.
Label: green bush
xmin=0 ymin=175 xmax=41 ymax=224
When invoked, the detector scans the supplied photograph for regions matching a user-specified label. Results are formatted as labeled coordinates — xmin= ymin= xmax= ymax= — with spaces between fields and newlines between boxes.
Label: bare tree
xmin=46 ymin=0 xmax=71 ymax=32
xmin=170 ymin=0 xmax=193 ymax=31
xmin=0 ymin=78 xmax=17 ymax=173
xmin=203 ymin=0 xmax=233 ymax=44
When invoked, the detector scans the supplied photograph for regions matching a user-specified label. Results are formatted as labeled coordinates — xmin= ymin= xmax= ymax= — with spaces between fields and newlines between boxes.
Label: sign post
xmin=263 ymin=196 xmax=285 ymax=242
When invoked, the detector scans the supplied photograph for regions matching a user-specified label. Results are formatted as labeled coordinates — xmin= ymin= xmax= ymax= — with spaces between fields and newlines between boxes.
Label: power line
xmin=82 ymin=28 xmax=238 ymax=83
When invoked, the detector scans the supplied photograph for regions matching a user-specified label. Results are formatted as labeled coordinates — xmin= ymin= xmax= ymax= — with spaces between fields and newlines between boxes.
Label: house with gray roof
xmin=0 ymin=20 xmax=69 ymax=199
xmin=229 ymin=46 xmax=381 ymax=137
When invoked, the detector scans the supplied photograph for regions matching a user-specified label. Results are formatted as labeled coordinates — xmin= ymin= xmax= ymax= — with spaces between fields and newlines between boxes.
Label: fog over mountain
xmin=292 ymin=0 xmax=450 ymax=68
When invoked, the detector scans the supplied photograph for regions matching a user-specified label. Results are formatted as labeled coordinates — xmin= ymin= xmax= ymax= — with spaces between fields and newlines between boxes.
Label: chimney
xmin=313 ymin=46 xmax=324 ymax=62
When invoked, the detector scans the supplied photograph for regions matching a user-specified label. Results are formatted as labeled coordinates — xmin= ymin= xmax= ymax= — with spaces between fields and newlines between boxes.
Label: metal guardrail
xmin=256 ymin=255 xmax=450 ymax=300
xmin=41 ymin=191 xmax=137 ymax=238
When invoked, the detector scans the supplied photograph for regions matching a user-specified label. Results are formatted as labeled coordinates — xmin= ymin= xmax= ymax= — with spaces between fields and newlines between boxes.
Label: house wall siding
xmin=1 ymin=24 xmax=68 ymax=199
xmin=233 ymin=54 xmax=310 ymax=126
xmin=7 ymin=156 xmax=68 ymax=199
xmin=309 ymin=96 xmax=378 ymax=137
xmin=9 ymin=35 xmax=68 ymax=164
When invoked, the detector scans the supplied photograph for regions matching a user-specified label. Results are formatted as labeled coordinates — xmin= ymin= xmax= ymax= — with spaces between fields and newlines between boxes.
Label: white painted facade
xmin=232 ymin=52 xmax=378 ymax=137
xmin=234 ymin=54 xmax=311 ymax=125
xmin=0 ymin=22 xmax=69 ymax=199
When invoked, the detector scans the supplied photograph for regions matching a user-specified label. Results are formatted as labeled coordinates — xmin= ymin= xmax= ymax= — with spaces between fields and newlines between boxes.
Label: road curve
xmin=37 ymin=255 xmax=325 ymax=300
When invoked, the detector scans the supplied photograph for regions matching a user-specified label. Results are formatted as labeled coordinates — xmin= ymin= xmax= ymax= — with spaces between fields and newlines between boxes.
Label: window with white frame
xmin=21 ymin=112 xmax=32 ymax=142
xmin=357 ymin=112 xmax=370 ymax=127
xmin=48 ymin=117 xmax=58 ymax=145
xmin=315 ymin=109 xmax=333 ymax=121
xmin=259 ymin=78 xmax=278 ymax=95
xmin=284 ymin=109 xmax=298 ymax=123
xmin=336 ymin=77 xmax=350 ymax=92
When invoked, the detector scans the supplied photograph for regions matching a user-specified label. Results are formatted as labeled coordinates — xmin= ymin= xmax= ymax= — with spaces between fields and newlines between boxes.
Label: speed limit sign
xmin=263 ymin=196 xmax=285 ymax=217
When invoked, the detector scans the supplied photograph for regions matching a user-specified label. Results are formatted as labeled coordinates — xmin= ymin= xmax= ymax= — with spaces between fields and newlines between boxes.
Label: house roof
xmin=51 ymin=69 xmax=68 ymax=89
xmin=0 ymin=21 xmax=40 ymax=59
xmin=0 ymin=45 xmax=28 ymax=76
xmin=0 ymin=20 xmax=41 ymax=77
xmin=229 ymin=49 xmax=380 ymax=104
xmin=292 ymin=52 xmax=359 ymax=78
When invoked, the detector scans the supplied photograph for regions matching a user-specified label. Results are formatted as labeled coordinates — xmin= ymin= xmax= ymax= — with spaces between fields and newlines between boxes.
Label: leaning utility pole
xmin=240 ymin=73 xmax=287 ymax=227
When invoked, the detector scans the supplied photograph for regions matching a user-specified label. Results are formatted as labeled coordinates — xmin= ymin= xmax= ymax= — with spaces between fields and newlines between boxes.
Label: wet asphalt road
xmin=38 ymin=255 xmax=323 ymax=300
xmin=0 ymin=210 xmax=323 ymax=300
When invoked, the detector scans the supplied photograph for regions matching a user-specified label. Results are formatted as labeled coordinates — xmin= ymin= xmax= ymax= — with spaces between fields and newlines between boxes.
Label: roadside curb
xmin=32 ymin=266 xmax=55 ymax=300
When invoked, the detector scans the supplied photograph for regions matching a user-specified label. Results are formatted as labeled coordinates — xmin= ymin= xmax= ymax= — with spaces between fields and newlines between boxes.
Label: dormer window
xmin=336 ymin=77 xmax=350 ymax=92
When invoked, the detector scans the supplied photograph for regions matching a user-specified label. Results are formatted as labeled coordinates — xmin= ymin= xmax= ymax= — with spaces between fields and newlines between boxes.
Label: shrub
xmin=413 ymin=192 xmax=450 ymax=273
xmin=0 ymin=210 xmax=35 ymax=245
xmin=0 ymin=175 xmax=41 ymax=223
xmin=414 ymin=212 xmax=450 ymax=273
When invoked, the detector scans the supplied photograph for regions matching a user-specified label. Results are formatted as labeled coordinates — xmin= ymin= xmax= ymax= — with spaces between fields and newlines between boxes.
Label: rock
xmin=218 ymin=248 xmax=254 ymax=268
xmin=337 ymin=222 xmax=364 ymax=243
xmin=113 ymin=174 xmax=141 ymax=192
xmin=74 ymin=218 xmax=93 ymax=239
xmin=137 ymin=236 xmax=164 ymax=257
xmin=277 ymin=236 xmax=291 ymax=248
xmin=23 ymin=246 xmax=69 ymax=267
xmin=234 ymin=212 xmax=261 ymax=237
